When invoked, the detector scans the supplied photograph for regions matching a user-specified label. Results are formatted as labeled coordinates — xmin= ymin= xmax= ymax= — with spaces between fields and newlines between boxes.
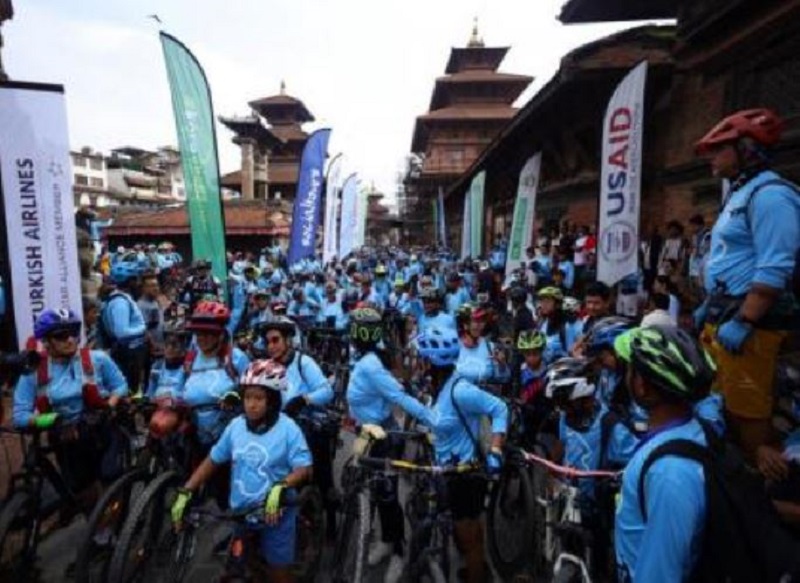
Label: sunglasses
xmin=49 ymin=330 xmax=79 ymax=341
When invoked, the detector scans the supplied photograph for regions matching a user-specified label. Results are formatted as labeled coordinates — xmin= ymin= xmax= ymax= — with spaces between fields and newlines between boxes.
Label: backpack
xmin=734 ymin=178 xmax=800 ymax=301
xmin=637 ymin=419 xmax=800 ymax=583
xmin=29 ymin=344 xmax=105 ymax=411
xmin=98 ymin=292 xmax=136 ymax=349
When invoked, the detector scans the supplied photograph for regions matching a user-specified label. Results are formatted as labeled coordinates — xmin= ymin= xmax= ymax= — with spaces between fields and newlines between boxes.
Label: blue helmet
xmin=110 ymin=262 xmax=141 ymax=285
xmin=586 ymin=316 xmax=634 ymax=356
xmin=35 ymin=308 xmax=81 ymax=340
xmin=415 ymin=326 xmax=461 ymax=367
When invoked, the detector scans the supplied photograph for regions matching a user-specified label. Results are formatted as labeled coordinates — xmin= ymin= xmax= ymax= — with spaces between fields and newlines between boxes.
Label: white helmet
xmin=563 ymin=296 xmax=581 ymax=314
xmin=239 ymin=359 xmax=287 ymax=393
xmin=544 ymin=357 xmax=595 ymax=401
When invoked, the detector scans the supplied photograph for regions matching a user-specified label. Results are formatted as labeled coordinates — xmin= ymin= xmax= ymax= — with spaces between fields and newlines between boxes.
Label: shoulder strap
xmin=183 ymin=349 xmax=197 ymax=376
xmin=296 ymin=351 xmax=309 ymax=388
xmin=36 ymin=351 xmax=49 ymax=387
xmin=637 ymin=438 xmax=710 ymax=521
xmin=450 ymin=377 xmax=484 ymax=462
xmin=79 ymin=347 xmax=95 ymax=377
xmin=741 ymin=179 xmax=800 ymax=230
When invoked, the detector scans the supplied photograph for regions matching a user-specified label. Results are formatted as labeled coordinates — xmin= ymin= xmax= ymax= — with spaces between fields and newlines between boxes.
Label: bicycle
xmin=364 ymin=456 xmax=483 ymax=583
xmin=72 ymin=401 xmax=151 ymax=583
xmin=330 ymin=428 xmax=432 ymax=583
xmin=515 ymin=447 xmax=621 ymax=583
xmin=107 ymin=400 xmax=241 ymax=583
xmin=163 ymin=490 xmax=321 ymax=583
xmin=0 ymin=408 xmax=131 ymax=582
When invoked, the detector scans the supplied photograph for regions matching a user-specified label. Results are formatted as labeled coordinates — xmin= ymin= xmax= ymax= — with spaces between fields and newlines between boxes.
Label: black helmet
xmin=257 ymin=316 xmax=296 ymax=338
xmin=508 ymin=286 xmax=527 ymax=304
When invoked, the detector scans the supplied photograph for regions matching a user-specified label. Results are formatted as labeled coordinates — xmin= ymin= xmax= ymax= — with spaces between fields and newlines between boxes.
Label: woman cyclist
xmin=536 ymin=286 xmax=581 ymax=365
xmin=455 ymin=303 xmax=510 ymax=386
xmin=13 ymin=308 xmax=128 ymax=511
xmin=171 ymin=360 xmax=312 ymax=583
xmin=146 ymin=320 xmax=190 ymax=438
xmin=346 ymin=306 xmax=435 ymax=583
xmin=416 ymin=326 xmax=508 ymax=583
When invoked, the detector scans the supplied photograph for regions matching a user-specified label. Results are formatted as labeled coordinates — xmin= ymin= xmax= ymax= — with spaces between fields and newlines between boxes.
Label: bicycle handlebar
xmin=357 ymin=456 xmax=480 ymax=475
xmin=511 ymin=446 xmax=621 ymax=480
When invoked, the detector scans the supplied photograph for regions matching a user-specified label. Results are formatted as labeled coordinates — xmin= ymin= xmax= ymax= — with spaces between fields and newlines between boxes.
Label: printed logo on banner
xmin=600 ymin=220 xmax=637 ymax=263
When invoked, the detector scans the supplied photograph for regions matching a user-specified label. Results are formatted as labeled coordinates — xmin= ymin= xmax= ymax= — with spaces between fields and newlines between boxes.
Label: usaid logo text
xmin=601 ymin=220 xmax=637 ymax=263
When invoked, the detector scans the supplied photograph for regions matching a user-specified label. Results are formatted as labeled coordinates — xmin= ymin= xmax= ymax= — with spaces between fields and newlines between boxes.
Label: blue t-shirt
xmin=705 ymin=170 xmax=800 ymax=295
xmin=13 ymin=351 xmax=128 ymax=427
xmin=210 ymin=414 xmax=312 ymax=511
xmin=456 ymin=338 xmax=509 ymax=385
xmin=146 ymin=362 xmax=186 ymax=400
xmin=615 ymin=419 xmax=707 ymax=583
xmin=347 ymin=352 xmax=433 ymax=427
xmin=445 ymin=287 xmax=471 ymax=315
xmin=183 ymin=348 xmax=250 ymax=444
xmin=417 ymin=311 xmax=457 ymax=334
xmin=285 ymin=352 xmax=334 ymax=408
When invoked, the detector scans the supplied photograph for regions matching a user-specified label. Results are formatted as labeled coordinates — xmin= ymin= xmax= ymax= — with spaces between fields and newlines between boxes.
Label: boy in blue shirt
xmin=613 ymin=326 xmax=718 ymax=583
xmin=172 ymin=360 xmax=312 ymax=583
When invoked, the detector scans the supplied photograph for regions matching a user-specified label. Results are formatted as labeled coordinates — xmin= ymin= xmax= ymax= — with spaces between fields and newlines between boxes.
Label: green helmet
xmin=349 ymin=306 xmax=383 ymax=345
xmin=614 ymin=325 xmax=716 ymax=401
xmin=517 ymin=330 xmax=547 ymax=352
xmin=537 ymin=286 xmax=564 ymax=302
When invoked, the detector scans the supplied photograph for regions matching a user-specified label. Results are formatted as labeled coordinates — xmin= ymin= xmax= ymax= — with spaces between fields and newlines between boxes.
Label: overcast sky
xmin=4 ymin=0 xmax=643 ymax=200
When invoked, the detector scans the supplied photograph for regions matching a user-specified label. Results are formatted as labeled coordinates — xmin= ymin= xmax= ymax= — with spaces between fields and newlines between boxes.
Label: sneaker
xmin=384 ymin=554 xmax=405 ymax=583
xmin=368 ymin=541 xmax=394 ymax=566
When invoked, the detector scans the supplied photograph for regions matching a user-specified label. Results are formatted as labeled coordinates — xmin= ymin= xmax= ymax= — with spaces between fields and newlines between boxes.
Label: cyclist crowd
xmin=2 ymin=108 xmax=800 ymax=583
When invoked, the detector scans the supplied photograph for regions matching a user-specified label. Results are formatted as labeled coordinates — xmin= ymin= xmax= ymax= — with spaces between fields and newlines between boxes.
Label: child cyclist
xmin=171 ymin=360 xmax=312 ymax=583
xmin=516 ymin=330 xmax=553 ymax=443
xmin=545 ymin=357 xmax=640 ymax=577
xmin=415 ymin=326 xmax=508 ymax=583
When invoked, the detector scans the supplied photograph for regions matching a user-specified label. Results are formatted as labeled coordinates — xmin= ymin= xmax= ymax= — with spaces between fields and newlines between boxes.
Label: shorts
xmin=236 ymin=501 xmax=297 ymax=567
xmin=701 ymin=324 xmax=787 ymax=419
xmin=446 ymin=474 xmax=487 ymax=521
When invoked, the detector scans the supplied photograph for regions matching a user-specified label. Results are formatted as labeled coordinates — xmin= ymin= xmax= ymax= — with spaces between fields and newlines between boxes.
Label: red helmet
xmin=471 ymin=306 xmax=488 ymax=321
xmin=187 ymin=300 xmax=230 ymax=332
xmin=695 ymin=108 xmax=784 ymax=155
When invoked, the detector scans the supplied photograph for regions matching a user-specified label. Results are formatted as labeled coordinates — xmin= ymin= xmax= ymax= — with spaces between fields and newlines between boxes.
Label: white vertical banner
xmin=355 ymin=187 xmax=368 ymax=247
xmin=338 ymin=173 xmax=358 ymax=258
xmin=598 ymin=61 xmax=647 ymax=286
xmin=505 ymin=153 xmax=541 ymax=279
xmin=460 ymin=190 xmax=472 ymax=259
xmin=0 ymin=83 xmax=83 ymax=348
xmin=322 ymin=153 xmax=343 ymax=264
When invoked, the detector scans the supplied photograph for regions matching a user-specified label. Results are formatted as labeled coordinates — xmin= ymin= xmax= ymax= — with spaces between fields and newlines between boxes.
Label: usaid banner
xmin=0 ymin=83 xmax=83 ymax=347
xmin=505 ymin=153 xmax=542 ymax=279
xmin=338 ymin=173 xmax=358 ymax=258
xmin=460 ymin=190 xmax=471 ymax=259
xmin=322 ymin=153 xmax=343 ymax=264
xmin=598 ymin=61 xmax=647 ymax=286
xmin=469 ymin=171 xmax=486 ymax=258
xmin=288 ymin=128 xmax=332 ymax=266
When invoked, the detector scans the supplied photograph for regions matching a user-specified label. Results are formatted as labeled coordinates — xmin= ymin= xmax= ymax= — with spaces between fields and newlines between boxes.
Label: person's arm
xmin=741 ymin=190 xmax=800 ymax=323
xmin=371 ymin=360 xmax=433 ymax=425
xmin=183 ymin=456 xmax=218 ymax=491
xmin=301 ymin=357 xmax=334 ymax=406
xmin=11 ymin=373 xmax=37 ymax=428
xmin=457 ymin=382 xmax=508 ymax=439
xmin=107 ymin=297 xmax=145 ymax=339
xmin=97 ymin=352 xmax=129 ymax=401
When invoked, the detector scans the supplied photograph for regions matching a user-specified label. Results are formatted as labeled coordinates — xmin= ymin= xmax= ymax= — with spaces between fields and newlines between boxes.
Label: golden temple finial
xmin=468 ymin=16 xmax=484 ymax=48
xmin=279 ymin=80 xmax=286 ymax=95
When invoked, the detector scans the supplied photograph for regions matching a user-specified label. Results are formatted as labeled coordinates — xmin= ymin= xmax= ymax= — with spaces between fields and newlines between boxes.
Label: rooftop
xmin=559 ymin=0 xmax=677 ymax=24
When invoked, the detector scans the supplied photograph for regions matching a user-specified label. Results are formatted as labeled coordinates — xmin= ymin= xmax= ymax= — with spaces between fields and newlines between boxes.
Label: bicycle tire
xmin=531 ymin=445 xmax=552 ymax=577
xmin=487 ymin=462 xmax=537 ymax=579
xmin=552 ymin=561 xmax=581 ymax=583
xmin=293 ymin=485 xmax=324 ymax=583
xmin=419 ymin=556 xmax=447 ymax=583
xmin=107 ymin=470 xmax=182 ymax=583
xmin=73 ymin=467 xmax=148 ymax=583
xmin=0 ymin=491 xmax=35 ymax=582
xmin=331 ymin=488 xmax=369 ymax=583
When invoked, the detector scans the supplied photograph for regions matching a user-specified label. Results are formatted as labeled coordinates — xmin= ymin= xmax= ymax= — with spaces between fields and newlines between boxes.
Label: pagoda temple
xmin=220 ymin=82 xmax=315 ymax=201
xmin=402 ymin=20 xmax=533 ymax=246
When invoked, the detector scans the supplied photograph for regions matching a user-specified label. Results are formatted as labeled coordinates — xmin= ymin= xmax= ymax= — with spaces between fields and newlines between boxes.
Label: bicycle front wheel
xmin=487 ymin=463 xmax=536 ymax=579
xmin=107 ymin=470 xmax=183 ymax=583
xmin=0 ymin=491 xmax=36 ymax=583
xmin=331 ymin=488 xmax=369 ymax=583
xmin=74 ymin=467 xmax=149 ymax=583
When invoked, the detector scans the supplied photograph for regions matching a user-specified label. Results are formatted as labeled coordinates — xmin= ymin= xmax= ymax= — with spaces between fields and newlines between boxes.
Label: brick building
xmin=445 ymin=0 xmax=800 ymax=254
xmin=402 ymin=21 xmax=532 ymax=246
